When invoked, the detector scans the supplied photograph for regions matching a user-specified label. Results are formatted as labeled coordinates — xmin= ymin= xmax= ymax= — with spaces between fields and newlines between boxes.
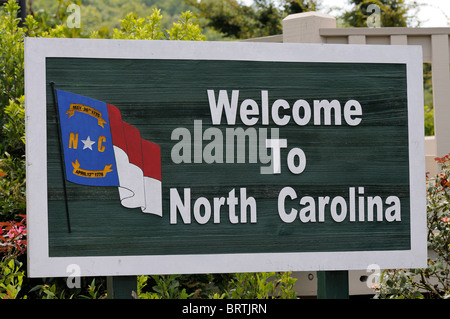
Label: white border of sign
xmin=25 ymin=38 xmax=426 ymax=277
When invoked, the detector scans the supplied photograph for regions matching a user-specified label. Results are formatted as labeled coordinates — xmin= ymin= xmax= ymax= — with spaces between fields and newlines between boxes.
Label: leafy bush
xmin=0 ymin=0 xmax=24 ymax=111
xmin=216 ymin=272 xmax=297 ymax=299
xmin=0 ymin=1 xmax=26 ymax=223
xmin=0 ymin=259 xmax=25 ymax=299
xmin=110 ymin=8 xmax=206 ymax=40
xmin=138 ymin=272 xmax=298 ymax=299
xmin=374 ymin=154 xmax=450 ymax=299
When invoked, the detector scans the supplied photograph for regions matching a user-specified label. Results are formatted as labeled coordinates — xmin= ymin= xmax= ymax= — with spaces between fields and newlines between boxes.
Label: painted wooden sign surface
xmin=25 ymin=38 xmax=426 ymax=277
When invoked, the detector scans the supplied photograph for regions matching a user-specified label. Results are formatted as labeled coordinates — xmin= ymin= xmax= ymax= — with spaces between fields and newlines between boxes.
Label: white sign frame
xmin=25 ymin=37 xmax=426 ymax=277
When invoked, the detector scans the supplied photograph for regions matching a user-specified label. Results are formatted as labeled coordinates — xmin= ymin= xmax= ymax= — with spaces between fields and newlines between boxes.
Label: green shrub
xmin=0 ymin=1 xmax=26 ymax=222
xmin=0 ymin=259 xmax=25 ymax=299
xmin=375 ymin=154 xmax=450 ymax=299
xmin=0 ymin=0 xmax=24 ymax=112
xmin=138 ymin=272 xmax=298 ymax=299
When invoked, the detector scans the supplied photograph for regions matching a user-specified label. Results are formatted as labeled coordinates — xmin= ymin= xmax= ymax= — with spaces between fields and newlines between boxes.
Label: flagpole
xmin=50 ymin=82 xmax=72 ymax=233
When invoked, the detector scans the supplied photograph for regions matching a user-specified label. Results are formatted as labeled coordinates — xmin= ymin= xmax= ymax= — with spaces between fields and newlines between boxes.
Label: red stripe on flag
xmin=142 ymin=139 xmax=161 ymax=181
xmin=107 ymin=103 xmax=161 ymax=181
xmin=107 ymin=104 xmax=126 ymax=151
xmin=122 ymin=122 xmax=143 ymax=170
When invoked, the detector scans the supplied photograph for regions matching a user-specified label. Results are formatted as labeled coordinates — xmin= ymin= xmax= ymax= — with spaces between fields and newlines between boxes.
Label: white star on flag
xmin=81 ymin=136 xmax=96 ymax=150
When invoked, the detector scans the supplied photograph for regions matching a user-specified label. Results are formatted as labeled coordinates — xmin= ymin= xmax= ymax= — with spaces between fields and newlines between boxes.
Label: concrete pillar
xmin=431 ymin=34 xmax=450 ymax=157
xmin=282 ymin=12 xmax=336 ymax=44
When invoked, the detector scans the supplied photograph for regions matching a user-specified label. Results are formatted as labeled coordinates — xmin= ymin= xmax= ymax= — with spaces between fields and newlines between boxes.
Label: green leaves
xmin=111 ymin=9 xmax=205 ymax=41
xmin=0 ymin=1 xmax=25 ymax=110
xmin=138 ymin=275 xmax=192 ymax=299
xmin=341 ymin=0 xmax=417 ymax=28
xmin=167 ymin=11 xmax=206 ymax=41
xmin=111 ymin=10 xmax=164 ymax=40
xmin=137 ymin=272 xmax=298 ymax=299
xmin=187 ymin=0 xmax=319 ymax=39
xmin=2 ymin=96 xmax=25 ymax=156
xmin=0 ymin=2 xmax=26 ymax=222
xmin=0 ymin=259 xmax=24 ymax=299
xmin=225 ymin=272 xmax=298 ymax=299
xmin=375 ymin=154 xmax=450 ymax=299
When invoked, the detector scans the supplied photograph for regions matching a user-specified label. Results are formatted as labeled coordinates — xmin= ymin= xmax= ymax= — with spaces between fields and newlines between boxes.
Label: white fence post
xmin=431 ymin=34 xmax=450 ymax=158
xmin=282 ymin=12 xmax=336 ymax=43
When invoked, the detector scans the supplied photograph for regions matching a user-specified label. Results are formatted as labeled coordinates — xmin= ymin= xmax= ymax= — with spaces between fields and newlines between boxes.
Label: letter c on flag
xmin=98 ymin=135 xmax=106 ymax=152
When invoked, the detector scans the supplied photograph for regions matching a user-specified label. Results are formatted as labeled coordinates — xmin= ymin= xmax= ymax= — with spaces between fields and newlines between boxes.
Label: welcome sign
xmin=25 ymin=38 xmax=426 ymax=277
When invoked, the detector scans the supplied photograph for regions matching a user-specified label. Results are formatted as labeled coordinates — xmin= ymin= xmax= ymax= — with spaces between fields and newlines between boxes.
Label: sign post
xmin=106 ymin=276 xmax=137 ymax=299
xmin=317 ymin=271 xmax=349 ymax=299
xmin=25 ymin=38 xmax=427 ymax=297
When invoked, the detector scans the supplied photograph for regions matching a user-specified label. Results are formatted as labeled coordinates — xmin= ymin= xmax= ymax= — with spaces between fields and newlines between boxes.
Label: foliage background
xmin=0 ymin=0 xmax=445 ymax=299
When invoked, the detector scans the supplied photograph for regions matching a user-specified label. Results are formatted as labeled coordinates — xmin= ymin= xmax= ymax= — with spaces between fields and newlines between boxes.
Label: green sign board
xmin=25 ymin=38 xmax=426 ymax=277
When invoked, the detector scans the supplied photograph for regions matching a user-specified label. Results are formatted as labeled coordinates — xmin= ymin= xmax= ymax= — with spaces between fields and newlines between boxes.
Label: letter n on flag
xmin=55 ymin=90 xmax=162 ymax=216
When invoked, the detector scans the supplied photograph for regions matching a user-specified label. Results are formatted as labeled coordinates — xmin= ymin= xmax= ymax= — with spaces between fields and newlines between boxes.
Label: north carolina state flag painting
xmin=56 ymin=90 xmax=162 ymax=216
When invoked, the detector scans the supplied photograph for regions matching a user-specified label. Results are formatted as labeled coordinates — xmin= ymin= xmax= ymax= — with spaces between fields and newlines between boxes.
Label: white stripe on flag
xmin=113 ymin=146 xmax=162 ymax=216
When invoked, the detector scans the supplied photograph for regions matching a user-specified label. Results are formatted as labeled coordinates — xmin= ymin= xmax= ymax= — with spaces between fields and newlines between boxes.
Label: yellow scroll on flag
xmin=72 ymin=159 xmax=113 ymax=178
xmin=66 ymin=103 xmax=107 ymax=127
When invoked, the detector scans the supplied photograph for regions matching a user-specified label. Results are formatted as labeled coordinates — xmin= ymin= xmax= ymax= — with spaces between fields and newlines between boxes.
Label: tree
xmin=186 ymin=0 xmax=320 ymax=39
xmin=341 ymin=0 xmax=419 ymax=27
